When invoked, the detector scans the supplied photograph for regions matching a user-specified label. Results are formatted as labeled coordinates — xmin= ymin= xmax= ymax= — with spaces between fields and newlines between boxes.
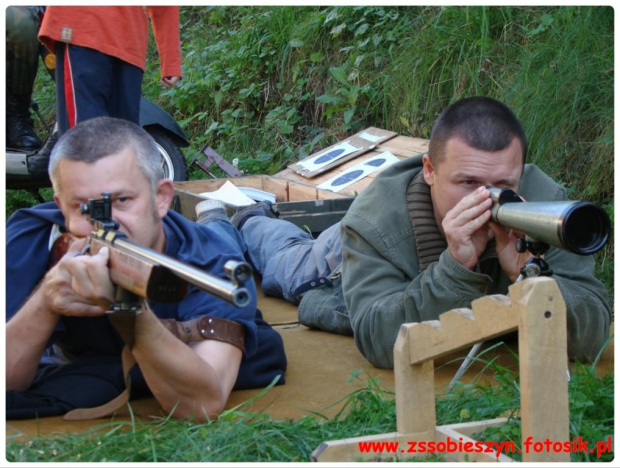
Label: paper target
xmin=297 ymin=141 xmax=361 ymax=171
xmin=314 ymin=148 xmax=346 ymax=165
xmin=330 ymin=169 xmax=365 ymax=186
xmin=318 ymin=151 xmax=400 ymax=192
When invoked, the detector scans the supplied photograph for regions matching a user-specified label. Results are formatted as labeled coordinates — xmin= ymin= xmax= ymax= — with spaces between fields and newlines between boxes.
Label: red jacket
xmin=39 ymin=6 xmax=182 ymax=79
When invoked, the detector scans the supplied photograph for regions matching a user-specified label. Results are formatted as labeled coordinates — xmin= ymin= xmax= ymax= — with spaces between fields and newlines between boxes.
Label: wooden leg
xmin=394 ymin=324 xmax=436 ymax=434
xmin=514 ymin=278 xmax=570 ymax=462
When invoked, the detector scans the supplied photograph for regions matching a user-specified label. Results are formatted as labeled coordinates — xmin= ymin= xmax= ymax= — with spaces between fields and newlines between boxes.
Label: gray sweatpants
xmin=240 ymin=217 xmax=342 ymax=302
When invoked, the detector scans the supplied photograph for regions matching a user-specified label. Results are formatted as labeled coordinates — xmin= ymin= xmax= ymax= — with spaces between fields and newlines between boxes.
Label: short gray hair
xmin=49 ymin=117 xmax=163 ymax=193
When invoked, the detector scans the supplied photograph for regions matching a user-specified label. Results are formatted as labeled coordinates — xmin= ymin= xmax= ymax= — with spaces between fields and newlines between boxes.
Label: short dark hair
xmin=428 ymin=97 xmax=527 ymax=167
xmin=49 ymin=117 xmax=163 ymax=193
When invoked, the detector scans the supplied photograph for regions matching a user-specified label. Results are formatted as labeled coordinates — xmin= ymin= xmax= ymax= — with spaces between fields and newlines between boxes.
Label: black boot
xmin=27 ymin=132 xmax=58 ymax=178
xmin=7 ymin=93 xmax=42 ymax=150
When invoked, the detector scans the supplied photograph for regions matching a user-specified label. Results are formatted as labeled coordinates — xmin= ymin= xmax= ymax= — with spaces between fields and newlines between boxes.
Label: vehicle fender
xmin=139 ymin=98 xmax=189 ymax=147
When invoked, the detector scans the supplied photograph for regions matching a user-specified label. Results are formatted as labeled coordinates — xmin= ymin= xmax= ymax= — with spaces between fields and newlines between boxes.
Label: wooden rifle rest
xmin=312 ymin=277 xmax=570 ymax=462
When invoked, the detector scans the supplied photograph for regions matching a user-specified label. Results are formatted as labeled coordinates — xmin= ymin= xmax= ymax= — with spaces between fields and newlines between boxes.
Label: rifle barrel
xmin=109 ymin=235 xmax=252 ymax=308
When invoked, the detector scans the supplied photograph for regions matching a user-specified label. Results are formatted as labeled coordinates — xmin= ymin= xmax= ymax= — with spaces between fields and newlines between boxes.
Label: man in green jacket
xmin=199 ymin=96 xmax=611 ymax=369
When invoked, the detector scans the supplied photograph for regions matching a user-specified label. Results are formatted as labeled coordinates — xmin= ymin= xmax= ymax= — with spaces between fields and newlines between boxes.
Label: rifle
xmin=73 ymin=192 xmax=253 ymax=309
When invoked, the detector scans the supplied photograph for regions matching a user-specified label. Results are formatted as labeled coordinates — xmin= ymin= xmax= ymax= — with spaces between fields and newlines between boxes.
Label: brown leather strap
xmin=160 ymin=316 xmax=246 ymax=353
xmin=63 ymin=345 xmax=135 ymax=421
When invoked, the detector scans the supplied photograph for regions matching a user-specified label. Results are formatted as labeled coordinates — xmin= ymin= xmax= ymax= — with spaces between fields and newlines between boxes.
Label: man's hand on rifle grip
xmin=44 ymin=240 xmax=115 ymax=317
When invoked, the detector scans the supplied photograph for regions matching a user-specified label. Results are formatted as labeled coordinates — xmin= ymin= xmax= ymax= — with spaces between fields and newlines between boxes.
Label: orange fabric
xmin=39 ymin=6 xmax=182 ymax=78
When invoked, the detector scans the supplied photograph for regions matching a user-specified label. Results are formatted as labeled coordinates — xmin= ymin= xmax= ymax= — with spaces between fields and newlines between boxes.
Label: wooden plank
xmin=175 ymin=176 xmax=265 ymax=194
xmin=288 ymin=127 xmax=397 ymax=178
xmin=376 ymin=135 xmax=429 ymax=158
xmin=437 ymin=417 xmax=509 ymax=438
xmin=406 ymin=295 xmax=516 ymax=365
xmin=435 ymin=423 xmax=514 ymax=462
xmin=173 ymin=187 xmax=204 ymax=221
xmin=260 ymin=176 xmax=290 ymax=201
xmin=513 ymin=278 xmax=570 ymax=462
xmin=394 ymin=325 xmax=436 ymax=434
xmin=173 ymin=175 xmax=348 ymax=220
xmin=287 ymin=182 xmax=319 ymax=201
xmin=277 ymin=135 xmax=427 ymax=197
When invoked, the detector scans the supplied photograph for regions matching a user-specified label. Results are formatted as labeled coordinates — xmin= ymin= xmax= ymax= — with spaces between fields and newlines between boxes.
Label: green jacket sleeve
xmin=341 ymin=218 xmax=493 ymax=369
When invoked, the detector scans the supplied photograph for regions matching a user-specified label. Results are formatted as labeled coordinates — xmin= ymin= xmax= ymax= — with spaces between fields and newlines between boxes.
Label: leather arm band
xmin=160 ymin=316 xmax=246 ymax=354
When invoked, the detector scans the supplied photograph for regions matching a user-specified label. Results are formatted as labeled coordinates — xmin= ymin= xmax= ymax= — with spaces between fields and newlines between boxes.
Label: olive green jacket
xmin=340 ymin=155 xmax=611 ymax=368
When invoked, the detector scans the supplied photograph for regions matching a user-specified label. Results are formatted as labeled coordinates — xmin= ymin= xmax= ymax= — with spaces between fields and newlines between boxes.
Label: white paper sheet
xmin=199 ymin=180 xmax=257 ymax=207
xmin=358 ymin=131 xmax=383 ymax=143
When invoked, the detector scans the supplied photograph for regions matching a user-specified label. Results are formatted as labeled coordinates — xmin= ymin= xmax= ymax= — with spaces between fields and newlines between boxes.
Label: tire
xmin=146 ymin=128 xmax=189 ymax=182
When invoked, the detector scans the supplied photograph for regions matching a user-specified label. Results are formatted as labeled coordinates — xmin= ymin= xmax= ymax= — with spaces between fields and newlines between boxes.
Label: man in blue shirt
xmin=6 ymin=117 xmax=286 ymax=420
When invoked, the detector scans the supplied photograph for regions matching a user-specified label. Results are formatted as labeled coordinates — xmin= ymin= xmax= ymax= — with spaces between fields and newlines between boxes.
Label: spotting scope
xmin=488 ymin=187 xmax=610 ymax=256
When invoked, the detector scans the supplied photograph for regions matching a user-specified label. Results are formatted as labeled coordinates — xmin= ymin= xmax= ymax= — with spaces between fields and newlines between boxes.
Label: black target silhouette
xmin=365 ymin=158 xmax=386 ymax=167
xmin=330 ymin=169 xmax=364 ymax=186
xmin=314 ymin=148 xmax=346 ymax=165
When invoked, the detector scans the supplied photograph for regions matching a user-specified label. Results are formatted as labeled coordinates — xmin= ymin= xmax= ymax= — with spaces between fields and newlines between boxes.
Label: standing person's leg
xmin=109 ymin=59 xmax=142 ymax=125
xmin=55 ymin=44 xmax=114 ymax=134
xmin=6 ymin=6 xmax=42 ymax=149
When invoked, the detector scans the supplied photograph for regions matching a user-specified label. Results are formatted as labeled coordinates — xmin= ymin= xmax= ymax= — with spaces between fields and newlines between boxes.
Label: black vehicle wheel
xmin=146 ymin=128 xmax=189 ymax=182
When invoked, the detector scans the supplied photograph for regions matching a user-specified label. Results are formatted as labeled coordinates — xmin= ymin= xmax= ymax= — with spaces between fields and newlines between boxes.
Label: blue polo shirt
xmin=6 ymin=202 xmax=286 ymax=390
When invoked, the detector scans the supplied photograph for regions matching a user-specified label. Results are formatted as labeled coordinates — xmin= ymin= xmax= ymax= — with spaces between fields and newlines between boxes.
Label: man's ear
xmin=422 ymin=153 xmax=435 ymax=186
xmin=155 ymin=179 xmax=175 ymax=217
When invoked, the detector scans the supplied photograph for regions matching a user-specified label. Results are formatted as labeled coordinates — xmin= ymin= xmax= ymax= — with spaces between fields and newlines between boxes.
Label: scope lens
xmin=562 ymin=203 xmax=610 ymax=255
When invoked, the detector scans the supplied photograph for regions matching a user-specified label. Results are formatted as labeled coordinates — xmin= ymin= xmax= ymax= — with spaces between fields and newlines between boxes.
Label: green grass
xmin=7 ymin=342 xmax=613 ymax=463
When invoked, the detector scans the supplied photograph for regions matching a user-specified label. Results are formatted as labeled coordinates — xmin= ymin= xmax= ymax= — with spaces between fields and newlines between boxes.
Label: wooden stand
xmin=312 ymin=277 xmax=570 ymax=462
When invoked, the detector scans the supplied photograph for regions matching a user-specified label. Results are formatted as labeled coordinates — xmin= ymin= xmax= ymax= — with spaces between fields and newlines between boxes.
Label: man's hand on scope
xmin=444 ymin=186 xmax=535 ymax=280
xmin=486 ymin=190 xmax=535 ymax=282
xmin=43 ymin=238 xmax=115 ymax=317
xmin=489 ymin=221 xmax=535 ymax=283
xmin=443 ymin=186 xmax=494 ymax=270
